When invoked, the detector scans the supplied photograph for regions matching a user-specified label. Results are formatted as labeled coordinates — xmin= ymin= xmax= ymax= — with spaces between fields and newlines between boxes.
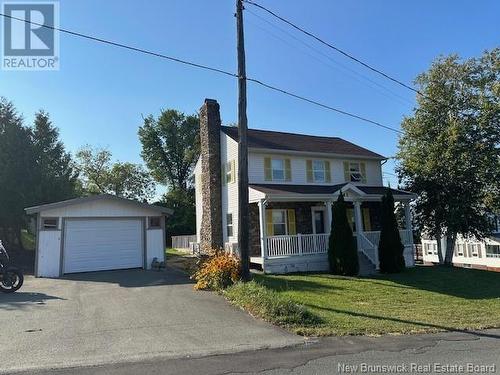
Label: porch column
xmin=258 ymin=199 xmax=267 ymax=259
xmin=353 ymin=200 xmax=363 ymax=252
xmin=325 ymin=200 xmax=333 ymax=233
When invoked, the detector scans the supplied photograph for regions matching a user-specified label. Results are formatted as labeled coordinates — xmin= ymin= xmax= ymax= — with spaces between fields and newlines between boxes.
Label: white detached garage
xmin=25 ymin=194 xmax=172 ymax=278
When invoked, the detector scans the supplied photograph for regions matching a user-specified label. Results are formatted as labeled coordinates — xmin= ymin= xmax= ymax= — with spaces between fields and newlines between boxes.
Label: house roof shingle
xmin=221 ymin=126 xmax=385 ymax=159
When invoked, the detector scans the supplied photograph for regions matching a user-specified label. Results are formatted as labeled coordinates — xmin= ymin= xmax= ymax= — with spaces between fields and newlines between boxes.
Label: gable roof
xmin=25 ymin=194 xmax=173 ymax=215
xmin=221 ymin=126 xmax=385 ymax=159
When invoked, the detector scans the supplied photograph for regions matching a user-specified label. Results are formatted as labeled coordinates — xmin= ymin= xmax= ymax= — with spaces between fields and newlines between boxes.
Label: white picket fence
xmin=171 ymin=235 xmax=197 ymax=250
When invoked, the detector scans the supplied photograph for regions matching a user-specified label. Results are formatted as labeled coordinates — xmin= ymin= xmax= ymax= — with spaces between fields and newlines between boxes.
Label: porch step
xmin=358 ymin=252 xmax=377 ymax=276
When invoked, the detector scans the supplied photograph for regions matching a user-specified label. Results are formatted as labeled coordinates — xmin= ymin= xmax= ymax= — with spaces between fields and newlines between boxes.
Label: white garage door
xmin=63 ymin=219 xmax=143 ymax=274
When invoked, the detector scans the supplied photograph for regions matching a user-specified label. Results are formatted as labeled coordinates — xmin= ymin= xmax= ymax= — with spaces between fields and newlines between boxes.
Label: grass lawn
xmin=250 ymin=266 xmax=500 ymax=336
xmin=165 ymin=248 xmax=198 ymax=274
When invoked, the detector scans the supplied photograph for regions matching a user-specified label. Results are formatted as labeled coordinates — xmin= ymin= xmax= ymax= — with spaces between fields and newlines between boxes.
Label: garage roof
xmin=25 ymin=194 xmax=173 ymax=215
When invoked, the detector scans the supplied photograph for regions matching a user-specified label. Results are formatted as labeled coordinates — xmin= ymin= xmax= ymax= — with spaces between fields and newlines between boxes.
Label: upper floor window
xmin=307 ymin=160 xmax=331 ymax=183
xmin=343 ymin=161 xmax=367 ymax=183
xmin=264 ymin=157 xmax=291 ymax=182
xmin=222 ymin=160 xmax=236 ymax=184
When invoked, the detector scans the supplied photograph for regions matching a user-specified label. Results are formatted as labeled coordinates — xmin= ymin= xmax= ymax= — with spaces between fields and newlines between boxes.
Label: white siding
xmin=248 ymin=152 xmax=383 ymax=185
xmin=221 ymin=132 xmax=239 ymax=244
xmin=41 ymin=200 xmax=161 ymax=218
xmin=37 ymin=230 xmax=61 ymax=277
xmin=422 ymin=236 xmax=500 ymax=270
xmin=146 ymin=229 xmax=165 ymax=267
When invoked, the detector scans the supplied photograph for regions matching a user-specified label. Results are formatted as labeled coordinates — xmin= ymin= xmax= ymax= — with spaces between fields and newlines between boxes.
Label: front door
xmin=313 ymin=209 xmax=326 ymax=234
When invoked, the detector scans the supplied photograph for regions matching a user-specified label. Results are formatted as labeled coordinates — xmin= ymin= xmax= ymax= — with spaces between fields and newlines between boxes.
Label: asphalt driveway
xmin=0 ymin=267 xmax=302 ymax=374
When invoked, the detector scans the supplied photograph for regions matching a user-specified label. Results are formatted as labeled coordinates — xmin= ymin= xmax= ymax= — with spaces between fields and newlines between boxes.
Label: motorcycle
xmin=0 ymin=240 xmax=24 ymax=293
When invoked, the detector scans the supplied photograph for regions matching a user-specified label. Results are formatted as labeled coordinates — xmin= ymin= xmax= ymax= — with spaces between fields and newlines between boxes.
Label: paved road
xmin=14 ymin=329 xmax=500 ymax=375
xmin=0 ymin=267 xmax=301 ymax=374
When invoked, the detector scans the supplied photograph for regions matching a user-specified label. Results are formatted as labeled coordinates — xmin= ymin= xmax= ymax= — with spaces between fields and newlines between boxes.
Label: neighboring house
xmin=25 ymin=194 xmax=172 ymax=278
xmin=194 ymin=99 xmax=416 ymax=274
xmin=421 ymin=215 xmax=500 ymax=272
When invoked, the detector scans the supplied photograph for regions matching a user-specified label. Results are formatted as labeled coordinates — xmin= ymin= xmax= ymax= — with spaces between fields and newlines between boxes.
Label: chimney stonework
xmin=199 ymin=99 xmax=223 ymax=251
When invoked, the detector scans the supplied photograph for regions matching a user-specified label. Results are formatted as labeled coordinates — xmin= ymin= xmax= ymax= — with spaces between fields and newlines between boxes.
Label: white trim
xmin=248 ymin=147 xmax=386 ymax=160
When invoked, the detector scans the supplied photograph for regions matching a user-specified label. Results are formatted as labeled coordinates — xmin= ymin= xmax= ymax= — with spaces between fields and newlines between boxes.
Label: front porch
xmin=247 ymin=183 xmax=415 ymax=274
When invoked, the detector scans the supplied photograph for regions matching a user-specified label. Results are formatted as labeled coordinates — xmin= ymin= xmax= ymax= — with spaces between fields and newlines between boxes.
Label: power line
xmin=246 ymin=8 xmax=414 ymax=107
xmin=246 ymin=77 xmax=402 ymax=133
xmin=0 ymin=12 xmax=402 ymax=134
xmin=243 ymin=0 xmax=425 ymax=98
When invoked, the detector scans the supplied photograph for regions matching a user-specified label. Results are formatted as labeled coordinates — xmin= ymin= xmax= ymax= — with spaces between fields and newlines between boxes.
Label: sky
xmin=1 ymin=0 xmax=499 ymax=192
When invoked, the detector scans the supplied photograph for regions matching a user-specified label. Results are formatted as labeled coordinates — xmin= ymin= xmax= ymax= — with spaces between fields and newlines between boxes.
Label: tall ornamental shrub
xmin=378 ymin=189 xmax=406 ymax=273
xmin=328 ymin=192 xmax=359 ymax=276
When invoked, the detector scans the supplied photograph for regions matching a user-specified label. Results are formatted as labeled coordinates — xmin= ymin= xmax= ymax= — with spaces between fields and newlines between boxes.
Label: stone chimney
xmin=199 ymin=99 xmax=223 ymax=251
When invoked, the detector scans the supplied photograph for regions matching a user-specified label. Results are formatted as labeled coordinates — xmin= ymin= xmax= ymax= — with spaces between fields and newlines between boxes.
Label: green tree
xmin=75 ymin=145 xmax=155 ymax=201
xmin=138 ymin=110 xmax=199 ymax=190
xmin=138 ymin=109 xmax=200 ymax=237
xmin=397 ymin=49 xmax=500 ymax=265
xmin=159 ymin=188 xmax=196 ymax=239
xmin=0 ymin=98 xmax=37 ymax=247
xmin=32 ymin=110 xmax=78 ymax=204
xmin=378 ymin=190 xmax=405 ymax=273
xmin=328 ymin=192 xmax=359 ymax=276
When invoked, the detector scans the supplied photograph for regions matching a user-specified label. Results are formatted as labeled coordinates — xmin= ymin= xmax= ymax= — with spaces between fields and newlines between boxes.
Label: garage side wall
xmin=37 ymin=227 xmax=62 ymax=277
xmin=146 ymin=229 xmax=165 ymax=267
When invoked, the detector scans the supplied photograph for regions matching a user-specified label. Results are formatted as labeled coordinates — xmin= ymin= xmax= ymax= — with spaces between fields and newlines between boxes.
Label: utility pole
xmin=236 ymin=0 xmax=250 ymax=281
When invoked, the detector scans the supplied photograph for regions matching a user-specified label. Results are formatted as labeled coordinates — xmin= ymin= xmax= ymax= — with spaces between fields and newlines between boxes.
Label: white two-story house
xmin=194 ymin=99 xmax=415 ymax=274
xmin=421 ymin=216 xmax=500 ymax=272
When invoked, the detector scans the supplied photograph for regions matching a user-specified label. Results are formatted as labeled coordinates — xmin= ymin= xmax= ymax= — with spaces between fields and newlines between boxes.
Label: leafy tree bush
xmin=397 ymin=49 xmax=500 ymax=265
xmin=378 ymin=189 xmax=406 ymax=273
xmin=192 ymin=250 xmax=241 ymax=291
xmin=328 ymin=192 xmax=359 ymax=276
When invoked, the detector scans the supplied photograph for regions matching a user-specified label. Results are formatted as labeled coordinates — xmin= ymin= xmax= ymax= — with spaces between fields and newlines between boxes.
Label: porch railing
xmin=266 ymin=233 xmax=329 ymax=258
xmin=264 ymin=230 xmax=413 ymax=260
xmin=363 ymin=230 xmax=413 ymax=248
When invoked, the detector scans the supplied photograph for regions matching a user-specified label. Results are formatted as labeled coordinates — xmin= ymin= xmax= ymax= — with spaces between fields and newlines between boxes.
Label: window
xmin=226 ymin=213 xmax=233 ymax=238
xmin=486 ymin=245 xmax=500 ymax=258
xmin=272 ymin=159 xmax=285 ymax=181
xmin=149 ymin=217 xmax=161 ymax=229
xmin=266 ymin=209 xmax=296 ymax=236
xmin=456 ymin=243 xmax=465 ymax=256
xmin=424 ymin=243 xmax=437 ymax=255
xmin=469 ymin=244 xmax=480 ymax=257
xmin=343 ymin=161 xmax=366 ymax=183
xmin=41 ymin=217 xmax=58 ymax=230
xmin=264 ymin=157 xmax=291 ymax=181
xmin=272 ymin=210 xmax=287 ymax=235
xmin=222 ymin=160 xmax=235 ymax=184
